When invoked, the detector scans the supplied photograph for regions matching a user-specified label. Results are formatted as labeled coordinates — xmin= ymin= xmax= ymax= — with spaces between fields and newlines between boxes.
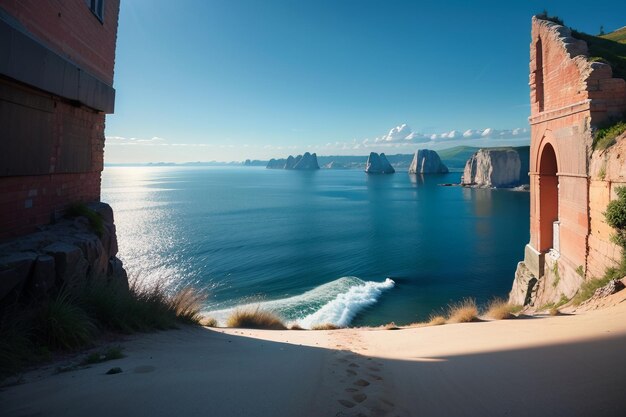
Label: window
xmin=86 ymin=0 xmax=104 ymax=23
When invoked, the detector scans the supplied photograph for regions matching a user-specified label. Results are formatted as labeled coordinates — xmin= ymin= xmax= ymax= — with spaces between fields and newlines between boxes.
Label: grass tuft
xmin=484 ymin=298 xmax=520 ymax=320
xmin=200 ymin=317 xmax=218 ymax=327
xmin=446 ymin=298 xmax=479 ymax=323
xmin=427 ymin=315 xmax=447 ymax=326
xmin=226 ymin=308 xmax=287 ymax=330
xmin=289 ymin=323 xmax=304 ymax=330
xmin=65 ymin=203 xmax=104 ymax=237
xmin=594 ymin=121 xmax=626 ymax=150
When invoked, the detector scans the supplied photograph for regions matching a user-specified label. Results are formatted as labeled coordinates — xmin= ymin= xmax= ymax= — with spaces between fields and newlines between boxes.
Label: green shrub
xmin=65 ymin=203 xmax=104 ymax=237
xmin=536 ymin=10 xmax=564 ymax=26
xmin=594 ymin=121 xmax=626 ymax=150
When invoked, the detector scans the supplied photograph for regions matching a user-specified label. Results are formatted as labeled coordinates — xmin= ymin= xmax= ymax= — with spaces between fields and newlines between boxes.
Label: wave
xmin=204 ymin=276 xmax=395 ymax=329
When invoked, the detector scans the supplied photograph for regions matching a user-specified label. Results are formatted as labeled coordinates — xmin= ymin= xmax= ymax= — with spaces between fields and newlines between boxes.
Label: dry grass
xmin=549 ymin=307 xmax=560 ymax=316
xmin=169 ymin=287 xmax=207 ymax=324
xmin=446 ymin=298 xmax=478 ymax=323
xmin=310 ymin=323 xmax=340 ymax=330
xmin=199 ymin=317 xmax=218 ymax=327
xmin=382 ymin=322 xmax=400 ymax=330
xmin=427 ymin=315 xmax=447 ymax=326
xmin=289 ymin=323 xmax=304 ymax=330
xmin=226 ymin=308 xmax=287 ymax=330
xmin=484 ymin=298 xmax=520 ymax=320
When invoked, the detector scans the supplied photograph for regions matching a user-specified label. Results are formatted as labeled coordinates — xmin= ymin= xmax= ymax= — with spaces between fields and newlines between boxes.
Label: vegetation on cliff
xmin=573 ymin=187 xmax=626 ymax=304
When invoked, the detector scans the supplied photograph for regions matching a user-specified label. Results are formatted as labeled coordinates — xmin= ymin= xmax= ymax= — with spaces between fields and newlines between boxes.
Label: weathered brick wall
xmin=0 ymin=0 xmax=120 ymax=84
xmin=518 ymin=17 xmax=626 ymax=306
xmin=0 ymin=78 xmax=104 ymax=240
xmin=587 ymin=133 xmax=626 ymax=278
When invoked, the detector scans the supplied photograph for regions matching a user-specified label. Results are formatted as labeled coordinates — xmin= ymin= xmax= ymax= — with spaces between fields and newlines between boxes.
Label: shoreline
xmin=3 ymin=298 xmax=626 ymax=417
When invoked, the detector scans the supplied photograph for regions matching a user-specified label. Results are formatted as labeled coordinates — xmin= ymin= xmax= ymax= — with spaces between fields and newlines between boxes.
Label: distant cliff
xmin=461 ymin=149 xmax=523 ymax=188
xmin=365 ymin=152 xmax=395 ymax=174
xmin=408 ymin=149 xmax=448 ymax=174
xmin=266 ymin=152 xmax=320 ymax=170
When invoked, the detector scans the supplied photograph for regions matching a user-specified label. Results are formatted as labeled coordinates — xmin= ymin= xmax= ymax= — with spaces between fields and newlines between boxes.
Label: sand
xmin=2 ymin=301 xmax=626 ymax=417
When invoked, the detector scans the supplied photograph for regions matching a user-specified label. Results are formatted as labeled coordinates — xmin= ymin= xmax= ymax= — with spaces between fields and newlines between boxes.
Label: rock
xmin=106 ymin=367 xmax=123 ymax=375
xmin=408 ymin=149 xmax=449 ymax=174
xmin=365 ymin=152 xmax=395 ymax=174
xmin=108 ymin=257 xmax=129 ymax=291
xmin=461 ymin=149 xmax=522 ymax=188
xmin=28 ymin=255 xmax=56 ymax=297
xmin=266 ymin=158 xmax=287 ymax=169
xmin=508 ymin=261 xmax=538 ymax=306
xmin=292 ymin=152 xmax=320 ymax=170
xmin=0 ymin=252 xmax=37 ymax=301
xmin=43 ymin=242 xmax=89 ymax=288
xmin=266 ymin=153 xmax=320 ymax=170
xmin=586 ymin=279 xmax=625 ymax=302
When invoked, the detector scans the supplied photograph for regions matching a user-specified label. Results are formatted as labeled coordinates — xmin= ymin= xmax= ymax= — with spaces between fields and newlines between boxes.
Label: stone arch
xmin=537 ymin=141 xmax=559 ymax=252
xmin=535 ymin=37 xmax=545 ymax=112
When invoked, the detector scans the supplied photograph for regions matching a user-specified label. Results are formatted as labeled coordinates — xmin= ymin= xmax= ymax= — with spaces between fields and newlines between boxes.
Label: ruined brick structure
xmin=0 ymin=0 xmax=120 ymax=240
xmin=510 ymin=17 xmax=626 ymax=307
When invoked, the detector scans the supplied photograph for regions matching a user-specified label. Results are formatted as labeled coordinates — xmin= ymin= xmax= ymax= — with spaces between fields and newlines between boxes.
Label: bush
xmin=593 ymin=120 xmax=626 ymax=151
xmin=65 ymin=203 xmax=104 ymax=237
xmin=427 ymin=315 xmax=447 ymax=326
xmin=484 ymin=299 xmax=519 ymax=320
xmin=226 ymin=308 xmax=286 ymax=330
xmin=536 ymin=10 xmax=564 ymax=26
xmin=446 ymin=298 xmax=479 ymax=323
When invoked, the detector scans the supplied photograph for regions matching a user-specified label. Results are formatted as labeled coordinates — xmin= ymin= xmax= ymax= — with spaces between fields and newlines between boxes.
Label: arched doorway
xmin=538 ymin=143 xmax=558 ymax=252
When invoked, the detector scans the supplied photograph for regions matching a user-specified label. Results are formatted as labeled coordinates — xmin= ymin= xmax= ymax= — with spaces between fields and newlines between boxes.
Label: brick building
xmin=0 ymin=0 xmax=120 ymax=240
xmin=510 ymin=17 xmax=626 ymax=306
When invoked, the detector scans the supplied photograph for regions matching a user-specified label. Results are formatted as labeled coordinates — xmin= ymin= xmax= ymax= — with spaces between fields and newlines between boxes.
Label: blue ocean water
xmin=101 ymin=166 xmax=529 ymax=327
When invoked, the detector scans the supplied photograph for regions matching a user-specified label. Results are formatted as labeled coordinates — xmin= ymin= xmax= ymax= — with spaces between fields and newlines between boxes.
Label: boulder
xmin=0 ymin=252 xmax=37 ymax=301
xmin=365 ymin=152 xmax=395 ymax=174
xmin=461 ymin=149 xmax=522 ymax=187
xmin=28 ymin=255 xmax=56 ymax=297
xmin=292 ymin=152 xmax=320 ymax=170
xmin=267 ymin=153 xmax=320 ymax=170
xmin=408 ymin=149 xmax=449 ymax=174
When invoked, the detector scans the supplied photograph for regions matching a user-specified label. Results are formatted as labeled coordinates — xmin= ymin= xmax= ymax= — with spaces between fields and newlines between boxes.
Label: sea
xmin=101 ymin=166 xmax=529 ymax=328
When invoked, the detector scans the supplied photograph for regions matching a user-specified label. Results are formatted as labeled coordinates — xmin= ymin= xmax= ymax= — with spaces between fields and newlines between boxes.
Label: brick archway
xmin=538 ymin=142 xmax=559 ymax=252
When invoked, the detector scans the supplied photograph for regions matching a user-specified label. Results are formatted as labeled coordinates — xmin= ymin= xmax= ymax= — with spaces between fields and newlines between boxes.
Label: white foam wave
xmin=297 ymin=278 xmax=395 ymax=328
xmin=204 ymin=276 xmax=395 ymax=328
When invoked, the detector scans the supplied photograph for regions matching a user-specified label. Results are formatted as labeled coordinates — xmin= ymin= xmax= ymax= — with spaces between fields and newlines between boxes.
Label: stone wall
xmin=0 ymin=202 xmax=127 ymax=304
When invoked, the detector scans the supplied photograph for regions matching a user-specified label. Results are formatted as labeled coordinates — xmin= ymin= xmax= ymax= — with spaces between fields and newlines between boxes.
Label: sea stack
xmin=266 ymin=153 xmax=320 ymax=170
xmin=365 ymin=152 xmax=395 ymax=174
xmin=461 ymin=149 xmax=521 ymax=187
xmin=408 ymin=149 xmax=448 ymax=174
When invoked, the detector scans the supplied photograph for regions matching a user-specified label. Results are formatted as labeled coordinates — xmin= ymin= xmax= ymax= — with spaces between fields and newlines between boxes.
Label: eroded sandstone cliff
xmin=408 ymin=149 xmax=448 ymax=174
xmin=461 ymin=149 xmax=522 ymax=188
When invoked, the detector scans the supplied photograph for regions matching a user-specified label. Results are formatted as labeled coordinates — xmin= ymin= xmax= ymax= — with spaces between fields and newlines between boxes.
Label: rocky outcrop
xmin=0 ymin=202 xmax=128 ymax=304
xmin=461 ymin=149 xmax=522 ymax=188
xmin=365 ymin=152 xmax=395 ymax=174
xmin=408 ymin=149 xmax=448 ymax=174
xmin=266 ymin=153 xmax=320 ymax=170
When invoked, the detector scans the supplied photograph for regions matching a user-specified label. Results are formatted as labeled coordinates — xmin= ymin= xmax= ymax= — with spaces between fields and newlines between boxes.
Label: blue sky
xmin=104 ymin=0 xmax=626 ymax=163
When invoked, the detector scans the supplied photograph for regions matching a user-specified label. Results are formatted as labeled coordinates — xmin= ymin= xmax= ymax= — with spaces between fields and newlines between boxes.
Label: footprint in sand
xmin=346 ymin=369 xmax=357 ymax=376
xmin=368 ymin=366 xmax=380 ymax=372
xmin=338 ymin=399 xmax=356 ymax=408
xmin=352 ymin=393 xmax=367 ymax=403
xmin=348 ymin=363 xmax=359 ymax=368
xmin=354 ymin=379 xmax=370 ymax=387
xmin=345 ymin=388 xmax=358 ymax=393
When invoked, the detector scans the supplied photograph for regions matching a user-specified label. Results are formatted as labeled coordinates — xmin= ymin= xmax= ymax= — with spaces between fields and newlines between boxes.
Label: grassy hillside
xmin=572 ymin=27 xmax=626 ymax=80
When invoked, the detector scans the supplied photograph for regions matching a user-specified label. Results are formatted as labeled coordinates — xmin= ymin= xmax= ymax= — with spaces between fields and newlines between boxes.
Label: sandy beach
xmin=2 ymin=301 xmax=626 ymax=417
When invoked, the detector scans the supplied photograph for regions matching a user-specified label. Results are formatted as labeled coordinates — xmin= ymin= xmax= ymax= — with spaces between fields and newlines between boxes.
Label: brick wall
xmin=525 ymin=17 xmax=626 ymax=292
xmin=0 ymin=0 xmax=120 ymax=84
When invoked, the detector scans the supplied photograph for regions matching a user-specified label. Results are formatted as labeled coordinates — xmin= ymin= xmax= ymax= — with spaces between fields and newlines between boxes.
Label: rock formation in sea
xmin=266 ymin=153 xmax=320 ymax=170
xmin=460 ymin=149 xmax=521 ymax=187
xmin=365 ymin=152 xmax=395 ymax=174
xmin=408 ymin=149 xmax=449 ymax=174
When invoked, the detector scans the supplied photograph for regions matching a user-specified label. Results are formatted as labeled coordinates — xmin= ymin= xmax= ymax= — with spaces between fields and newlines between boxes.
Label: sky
xmin=104 ymin=0 xmax=626 ymax=163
